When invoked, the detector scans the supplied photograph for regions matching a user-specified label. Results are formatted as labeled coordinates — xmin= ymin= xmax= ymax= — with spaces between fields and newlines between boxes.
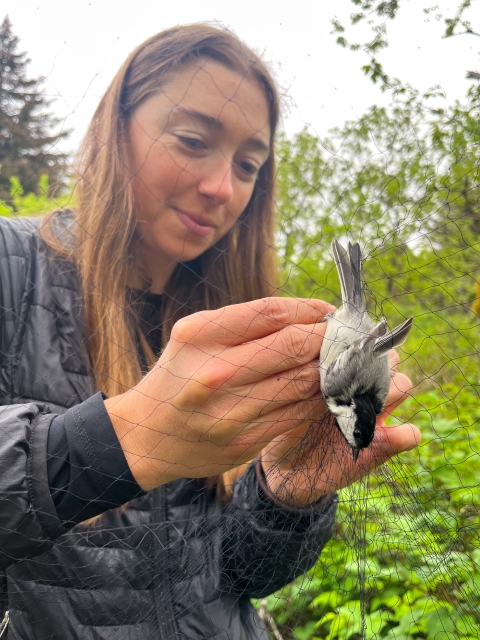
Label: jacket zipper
xmin=0 ymin=611 xmax=9 ymax=638
xmin=153 ymin=485 xmax=177 ymax=638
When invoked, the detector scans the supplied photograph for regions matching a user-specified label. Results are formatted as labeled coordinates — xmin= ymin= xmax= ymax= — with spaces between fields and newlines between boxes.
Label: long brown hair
xmin=42 ymin=23 xmax=279 ymax=398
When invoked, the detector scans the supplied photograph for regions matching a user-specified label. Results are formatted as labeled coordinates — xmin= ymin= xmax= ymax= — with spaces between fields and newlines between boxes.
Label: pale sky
xmin=5 ymin=0 xmax=480 ymax=153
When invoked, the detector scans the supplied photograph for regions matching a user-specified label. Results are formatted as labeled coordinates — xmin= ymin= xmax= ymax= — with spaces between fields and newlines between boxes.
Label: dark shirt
xmin=47 ymin=291 xmax=164 ymax=525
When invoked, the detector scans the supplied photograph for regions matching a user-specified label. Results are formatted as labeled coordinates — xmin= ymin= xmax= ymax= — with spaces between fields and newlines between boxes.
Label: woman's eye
xmin=237 ymin=161 xmax=259 ymax=176
xmin=178 ymin=136 xmax=206 ymax=151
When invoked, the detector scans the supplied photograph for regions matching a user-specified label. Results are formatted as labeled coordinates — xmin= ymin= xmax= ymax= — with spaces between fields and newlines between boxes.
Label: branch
xmin=445 ymin=28 xmax=480 ymax=39
xmin=331 ymin=0 xmax=478 ymax=88
xmin=257 ymin=600 xmax=284 ymax=640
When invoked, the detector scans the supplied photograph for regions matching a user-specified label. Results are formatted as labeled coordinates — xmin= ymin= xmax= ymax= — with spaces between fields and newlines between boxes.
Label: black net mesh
xmin=0 ymin=13 xmax=479 ymax=640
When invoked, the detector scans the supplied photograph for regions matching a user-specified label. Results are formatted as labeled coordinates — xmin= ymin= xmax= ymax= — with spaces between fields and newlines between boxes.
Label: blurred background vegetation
xmin=260 ymin=2 xmax=480 ymax=637
xmin=1 ymin=3 xmax=480 ymax=638
xmin=266 ymin=80 xmax=480 ymax=640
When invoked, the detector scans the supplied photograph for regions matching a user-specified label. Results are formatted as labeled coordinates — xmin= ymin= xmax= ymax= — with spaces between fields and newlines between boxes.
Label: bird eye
xmin=353 ymin=429 xmax=361 ymax=438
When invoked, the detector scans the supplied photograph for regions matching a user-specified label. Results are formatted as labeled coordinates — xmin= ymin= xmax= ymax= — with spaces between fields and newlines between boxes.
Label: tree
xmin=268 ymin=84 xmax=480 ymax=640
xmin=275 ymin=85 xmax=480 ymax=387
xmin=0 ymin=16 xmax=68 ymax=203
xmin=276 ymin=84 xmax=480 ymax=259
xmin=331 ymin=0 xmax=479 ymax=89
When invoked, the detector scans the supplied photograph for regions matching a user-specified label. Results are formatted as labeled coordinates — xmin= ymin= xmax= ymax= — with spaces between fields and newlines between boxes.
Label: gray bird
xmin=319 ymin=241 xmax=413 ymax=461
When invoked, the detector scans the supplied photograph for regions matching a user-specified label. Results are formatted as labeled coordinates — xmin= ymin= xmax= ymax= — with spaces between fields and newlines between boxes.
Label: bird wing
xmin=373 ymin=317 xmax=413 ymax=357
xmin=372 ymin=317 xmax=387 ymax=337
xmin=323 ymin=335 xmax=375 ymax=398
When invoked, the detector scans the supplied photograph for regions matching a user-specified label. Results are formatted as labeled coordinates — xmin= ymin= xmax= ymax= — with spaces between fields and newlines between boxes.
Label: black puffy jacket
xmin=0 ymin=214 xmax=337 ymax=640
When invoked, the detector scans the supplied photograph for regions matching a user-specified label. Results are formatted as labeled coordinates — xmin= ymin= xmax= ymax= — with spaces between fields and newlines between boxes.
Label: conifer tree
xmin=0 ymin=16 xmax=68 ymax=202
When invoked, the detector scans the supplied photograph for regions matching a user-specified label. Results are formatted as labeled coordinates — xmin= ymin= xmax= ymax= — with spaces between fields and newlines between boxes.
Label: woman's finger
xmin=260 ymin=416 xmax=421 ymax=504
xmin=388 ymin=349 xmax=400 ymax=376
xmin=199 ymin=322 xmax=327 ymax=388
xmin=230 ymin=360 xmax=320 ymax=405
xmin=172 ymin=297 xmax=334 ymax=348
xmin=356 ymin=422 xmax=421 ymax=471
xmin=320 ymin=422 xmax=421 ymax=494
xmin=242 ymin=392 xmax=327 ymax=442
xmin=189 ymin=363 xmax=320 ymax=425
xmin=318 ymin=421 xmax=421 ymax=492
xmin=383 ymin=372 xmax=412 ymax=415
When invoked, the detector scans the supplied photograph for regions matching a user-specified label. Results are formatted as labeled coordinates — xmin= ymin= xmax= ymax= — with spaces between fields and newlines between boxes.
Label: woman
xmin=0 ymin=24 xmax=419 ymax=640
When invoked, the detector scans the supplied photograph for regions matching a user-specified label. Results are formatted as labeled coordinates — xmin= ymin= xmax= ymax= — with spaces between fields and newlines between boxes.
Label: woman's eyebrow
xmin=175 ymin=107 xmax=224 ymax=131
xmin=174 ymin=107 xmax=269 ymax=152
xmin=246 ymin=138 xmax=269 ymax=153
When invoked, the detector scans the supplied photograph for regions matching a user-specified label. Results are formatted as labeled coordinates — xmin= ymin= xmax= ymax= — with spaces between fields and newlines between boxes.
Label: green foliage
xmin=257 ymin=85 xmax=480 ymax=639
xmin=443 ymin=1 xmax=477 ymax=39
xmin=275 ymin=85 xmax=480 ymax=389
xmin=330 ymin=1 xmax=479 ymax=89
xmin=0 ymin=174 xmax=74 ymax=216
xmin=255 ymin=398 xmax=480 ymax=638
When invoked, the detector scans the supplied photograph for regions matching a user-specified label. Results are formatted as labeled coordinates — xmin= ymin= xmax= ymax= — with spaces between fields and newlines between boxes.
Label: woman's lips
xmin=174 ymin=208 xmax=216 ymax=237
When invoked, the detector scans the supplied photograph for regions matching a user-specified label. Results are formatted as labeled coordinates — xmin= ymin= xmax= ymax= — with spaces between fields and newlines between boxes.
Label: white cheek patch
xmin=327 ymin=399 xmax=357 ymax=447
xmin=327 ymin=398 xmax=355 ymax=418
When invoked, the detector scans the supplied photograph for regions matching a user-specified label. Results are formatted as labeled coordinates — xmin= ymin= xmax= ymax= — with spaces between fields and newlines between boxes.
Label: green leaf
xmin=365 ymin=609 xmax=393 ymax=638
xmin=294 ymin=620 xmax=317 ymax=640
xmin=312 ymin=591 xmax=346 ymax=610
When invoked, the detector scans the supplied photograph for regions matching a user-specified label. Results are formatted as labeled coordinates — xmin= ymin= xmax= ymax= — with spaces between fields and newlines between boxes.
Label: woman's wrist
xmin=104 ymin=391 xmax=177 ymax=491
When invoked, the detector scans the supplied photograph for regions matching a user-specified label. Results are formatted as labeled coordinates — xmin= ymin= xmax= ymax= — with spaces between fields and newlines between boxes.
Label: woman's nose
xmin=197 ymin=156 xmax=234 ymax=204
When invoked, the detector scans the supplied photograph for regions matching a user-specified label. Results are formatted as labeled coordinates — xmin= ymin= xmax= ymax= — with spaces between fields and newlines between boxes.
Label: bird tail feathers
xmin=331 ymin=240 xmax=364 ymax=309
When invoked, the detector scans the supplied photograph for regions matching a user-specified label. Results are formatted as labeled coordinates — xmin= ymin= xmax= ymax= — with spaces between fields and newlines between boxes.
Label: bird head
xmin=326 ymin=394 xmax=377 ymax=461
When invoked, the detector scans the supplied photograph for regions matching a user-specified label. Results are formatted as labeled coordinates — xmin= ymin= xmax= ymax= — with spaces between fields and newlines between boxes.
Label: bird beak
xmin=352 ymin=447 xmax=360 ymax=462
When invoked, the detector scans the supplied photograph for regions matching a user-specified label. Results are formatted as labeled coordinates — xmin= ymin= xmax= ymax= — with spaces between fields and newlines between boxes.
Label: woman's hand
xmin=260 ymin=351 xmax=421 ymax=506
xmin=105 ymin=297 xmax=334 ymax=490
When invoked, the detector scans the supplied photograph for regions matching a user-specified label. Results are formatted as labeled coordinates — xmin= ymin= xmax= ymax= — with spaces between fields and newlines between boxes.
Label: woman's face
xmin=127 ymin=60 xmax=271 ymax=290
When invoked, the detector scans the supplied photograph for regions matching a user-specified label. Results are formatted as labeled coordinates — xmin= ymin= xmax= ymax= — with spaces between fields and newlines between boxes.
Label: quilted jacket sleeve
xmin=0 ymin=403 xmax=69 ymax=569
xmin=221 ymin=460 xmax=338 ymax=598
xmin=0 ymin=217 xmax=37 ymax=361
